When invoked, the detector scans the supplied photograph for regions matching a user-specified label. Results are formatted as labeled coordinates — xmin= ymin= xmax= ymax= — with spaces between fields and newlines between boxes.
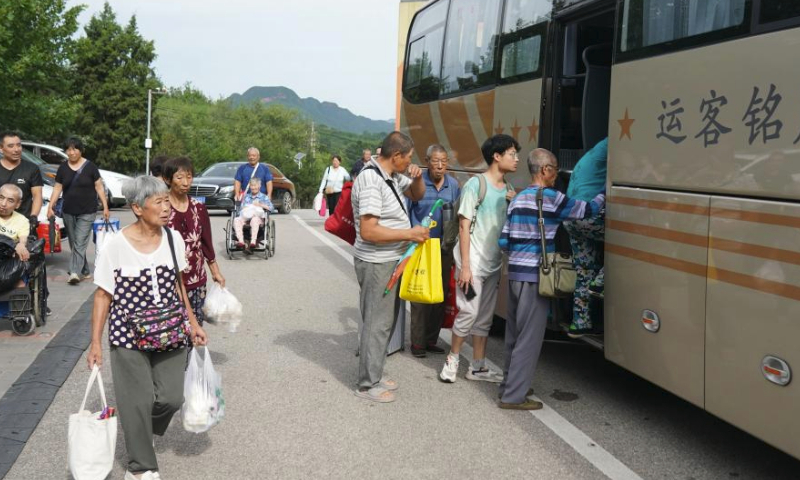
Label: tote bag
xmin=68 ymin=365 xmax=117 ymax=480
xmin=324 ymin=181 xmax=356 ymax=245
xmin=399 ymin=238 xmax=444 ymax=304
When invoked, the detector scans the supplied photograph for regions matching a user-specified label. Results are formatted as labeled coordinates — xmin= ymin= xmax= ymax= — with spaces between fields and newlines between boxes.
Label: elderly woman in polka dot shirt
xmin=87 ymin=176 xmax=207 ymax=480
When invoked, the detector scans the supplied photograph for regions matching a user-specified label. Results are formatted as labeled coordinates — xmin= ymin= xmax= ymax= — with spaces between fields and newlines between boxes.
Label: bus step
xmin=559 ymin=323 xmax=604 ymax=351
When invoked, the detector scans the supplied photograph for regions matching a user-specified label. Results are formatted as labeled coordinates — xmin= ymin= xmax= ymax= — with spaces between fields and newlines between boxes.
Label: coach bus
xmin=398 ymin=0 xmax=800 ymax=460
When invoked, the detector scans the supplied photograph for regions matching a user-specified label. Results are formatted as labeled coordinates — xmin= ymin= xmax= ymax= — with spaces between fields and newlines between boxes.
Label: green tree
xmin=71 ymin=2 xmax=159 ymax=173
xmin=0 ymin=0 xmax=83 ymax=139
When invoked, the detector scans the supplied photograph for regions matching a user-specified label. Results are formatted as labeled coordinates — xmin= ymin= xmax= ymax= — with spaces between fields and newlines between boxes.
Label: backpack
xmin=441 ymin=174 xmax=514 ymax=250
xmin=324 ymin=181 xmax=356 ymax=244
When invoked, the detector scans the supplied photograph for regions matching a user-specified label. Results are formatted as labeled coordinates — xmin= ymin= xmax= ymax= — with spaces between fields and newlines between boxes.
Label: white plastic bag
xmin=313 ymin=192 xmax=323 ymax=212
xmin=94 ymin=221 xmax=119 ymax=259
xmin=182 ymin=347 xmax=225 ymax=433
xmin=68 ymin=365 xmax=117 ymax=480
xmin=203 ymin=283 xmax=243 ymax=332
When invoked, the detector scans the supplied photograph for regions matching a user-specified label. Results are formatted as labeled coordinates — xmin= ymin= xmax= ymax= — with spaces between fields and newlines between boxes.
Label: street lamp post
xmin=145 ymin=88 xmax=166 ymax=175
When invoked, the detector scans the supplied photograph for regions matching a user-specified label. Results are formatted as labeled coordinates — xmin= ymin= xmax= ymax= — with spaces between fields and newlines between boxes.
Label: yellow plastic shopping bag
xmin=399 ymin=238 xmax=443 ymax=304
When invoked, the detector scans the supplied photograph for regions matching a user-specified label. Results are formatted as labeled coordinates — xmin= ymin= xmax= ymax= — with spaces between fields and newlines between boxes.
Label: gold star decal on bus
xmin=618 ymin=108 xmax=635 ymax=140
xmin=511 ymin=119 xmax=521 ymax=139
xmin=527 ymin=118 xmax=539 ymax=142
xmin=495 ymin=122 xmax=505 ymax=135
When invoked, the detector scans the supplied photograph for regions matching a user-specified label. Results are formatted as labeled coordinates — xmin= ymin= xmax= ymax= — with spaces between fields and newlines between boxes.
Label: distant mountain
xmin=228 ymin=86 xmax=393 ymax=135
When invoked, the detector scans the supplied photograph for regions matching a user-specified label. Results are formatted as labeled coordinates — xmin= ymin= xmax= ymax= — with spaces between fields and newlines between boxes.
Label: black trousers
xmin=326 ymin=192 xmax=341 ymax=215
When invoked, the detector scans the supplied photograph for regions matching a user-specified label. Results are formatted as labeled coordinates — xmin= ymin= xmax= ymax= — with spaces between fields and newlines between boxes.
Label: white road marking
xmin=295 ymin=212 xmax=643 ymax=480
xmin=293 ymin=214 xmax=354 ymax=266
xmin=438 ymin=329 xmax=643 ymax=480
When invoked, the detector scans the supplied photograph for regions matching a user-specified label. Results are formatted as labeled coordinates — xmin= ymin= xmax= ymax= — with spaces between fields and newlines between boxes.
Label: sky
xmin=69 ymin=0 xmax=402 ymax=121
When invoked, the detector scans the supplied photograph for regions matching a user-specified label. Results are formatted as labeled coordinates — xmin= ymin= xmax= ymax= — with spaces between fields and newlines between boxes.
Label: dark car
xmin=190 ymin=162 xmax=295 ymax=214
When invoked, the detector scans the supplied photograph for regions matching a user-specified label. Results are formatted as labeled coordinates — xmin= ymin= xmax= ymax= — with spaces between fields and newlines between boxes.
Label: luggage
xmin=442 ymin=265 xmax=458 ymax=329
xmin=387 ymin=300 xmax=406 ymax=355
xmin=36 ymin=222 xmax=61 ymax=253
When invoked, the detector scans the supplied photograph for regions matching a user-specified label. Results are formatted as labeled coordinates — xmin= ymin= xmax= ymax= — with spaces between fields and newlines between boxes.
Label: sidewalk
xmin=0 ymin=211 xmax=131 ymax=478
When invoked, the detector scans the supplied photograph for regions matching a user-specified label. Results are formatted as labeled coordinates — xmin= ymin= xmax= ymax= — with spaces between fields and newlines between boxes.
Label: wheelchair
xmin=223 ymin=202 xmax=275 ymax=260
xmin=0 ymin=237 xmax=47 ymax=336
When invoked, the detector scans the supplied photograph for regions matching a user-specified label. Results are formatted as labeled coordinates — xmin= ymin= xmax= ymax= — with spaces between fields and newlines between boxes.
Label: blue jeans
xmin=63 ymin=212 xmax=95 ymax=276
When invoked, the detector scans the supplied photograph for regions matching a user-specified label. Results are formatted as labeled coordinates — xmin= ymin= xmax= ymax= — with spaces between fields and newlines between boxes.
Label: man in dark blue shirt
xmin=234 ymin=147 xmax=274 ymax=199
xmin=408 ymin=144 xmax=460 ymax=358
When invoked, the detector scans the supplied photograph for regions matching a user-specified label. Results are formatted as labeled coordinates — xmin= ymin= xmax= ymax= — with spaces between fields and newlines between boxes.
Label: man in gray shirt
xmin=352 ymin=131 xmax=428 ymax=403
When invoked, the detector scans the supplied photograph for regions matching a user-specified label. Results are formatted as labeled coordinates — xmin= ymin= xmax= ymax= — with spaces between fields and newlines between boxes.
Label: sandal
xmin=499 ymin=399 xmax=543 ymax=410
xmin=354 ymin=386 xmax=395 ymax=403
xmin=380 ymin=378 xmax=398 ymax=391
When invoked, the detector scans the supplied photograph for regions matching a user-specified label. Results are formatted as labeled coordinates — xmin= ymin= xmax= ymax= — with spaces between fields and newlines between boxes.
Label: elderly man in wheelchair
xmin=0 ymin=184 xmax=47 ymax=335
xmin=234 ymin=178 xmax=275 ymax=254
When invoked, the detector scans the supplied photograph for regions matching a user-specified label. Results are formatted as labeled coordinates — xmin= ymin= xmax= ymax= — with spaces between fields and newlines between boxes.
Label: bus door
xmin=545 ymin=1 xmax=615 ymax=171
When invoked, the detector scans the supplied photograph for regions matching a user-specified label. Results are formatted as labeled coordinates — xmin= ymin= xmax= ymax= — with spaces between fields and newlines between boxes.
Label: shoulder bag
xmin=126 ymin=227 xmax=191 ymax=351
xmin=536 ymin=187 xmax=577 ymax=298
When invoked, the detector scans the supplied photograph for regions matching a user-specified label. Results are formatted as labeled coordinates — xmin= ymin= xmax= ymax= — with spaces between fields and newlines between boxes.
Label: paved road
xmin=4 ymin=209 xmax=800 ymax=479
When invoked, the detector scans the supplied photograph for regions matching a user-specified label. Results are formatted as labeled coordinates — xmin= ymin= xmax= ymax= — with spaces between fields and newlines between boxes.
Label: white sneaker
xmin=124 ymin=471 xmax=160 ymax=480
xmin=466 ymin=367 xmax=503 ymax=383
xmin=439 ymin=355 xmax=459 ymax=383
xmin=67 ymin=273 xmax=80 ymax=285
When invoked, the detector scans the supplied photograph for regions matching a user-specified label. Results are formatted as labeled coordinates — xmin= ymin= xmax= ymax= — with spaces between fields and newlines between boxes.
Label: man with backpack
xmin=439 ymin=134 xmax=518 ymax=384
xmin=408 ymin=144 xmax=460 ymax=358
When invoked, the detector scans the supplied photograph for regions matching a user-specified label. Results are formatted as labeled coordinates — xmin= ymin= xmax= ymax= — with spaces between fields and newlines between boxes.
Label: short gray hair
xmin=248 ymin=177 xmax=262 ymax=188
xmin=247 ymin=147 xmax=260 ymax=156
xmin=528 ymin=148 xmax=556 ymax=175
xmin=426 ymin=144 xmax=447 ymax=159
xmin=122 ymin=175 xmax=168 ymax=209
xmin=0 ymin=184 xmax=22 ymax=201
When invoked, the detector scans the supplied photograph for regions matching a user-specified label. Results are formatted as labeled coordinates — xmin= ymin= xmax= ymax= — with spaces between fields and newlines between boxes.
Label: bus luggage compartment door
xmin=604 ymin=187 xmax=710 ymax=408
xmin=705 ymin=196 xmax=800 ymax=459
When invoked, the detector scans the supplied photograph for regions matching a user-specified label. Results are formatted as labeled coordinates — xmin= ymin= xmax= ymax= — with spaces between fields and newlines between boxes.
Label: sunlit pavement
xmin=4 ymin=209 xmax=800 ymax=479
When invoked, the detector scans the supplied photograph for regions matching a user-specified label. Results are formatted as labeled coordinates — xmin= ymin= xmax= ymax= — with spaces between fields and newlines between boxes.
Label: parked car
xmin=12 ymin=150 xmax=112 ymax=212
xmin=191 ymin=161 xmax=295 ymax=214
xmin=21 ymin=141 xmax=131 ymax=207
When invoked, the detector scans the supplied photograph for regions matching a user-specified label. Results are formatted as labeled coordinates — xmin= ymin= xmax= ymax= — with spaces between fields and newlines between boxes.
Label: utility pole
xmin=145 ymin=88 xmax=167 ymax=175
xmin=310 ymin=121 xmax=316 ymax=158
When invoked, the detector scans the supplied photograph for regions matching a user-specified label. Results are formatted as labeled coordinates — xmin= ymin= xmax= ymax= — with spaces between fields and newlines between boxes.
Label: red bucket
xmin=37 ymin=223 xmax=62 ymax=253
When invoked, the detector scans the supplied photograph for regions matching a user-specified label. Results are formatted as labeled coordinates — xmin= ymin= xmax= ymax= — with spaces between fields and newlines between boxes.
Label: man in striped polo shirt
xmin=497 ymin=149 xmax=605 ymax=410
xmin=352 ymin=131 xmax=429 ymax=403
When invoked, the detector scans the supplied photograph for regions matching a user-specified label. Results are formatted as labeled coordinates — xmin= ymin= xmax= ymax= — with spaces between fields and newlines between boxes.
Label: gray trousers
xmin=110 ymin=347 xmax=186 ymax=473
xmin=409 ymin=250 xmax=452 ymax=347
xmin=354 ymin=258 xmax=401 ymax=389
xmin=63 ymin=212 xmax=94 ymax=276
xmin=499 ymin=280 xmax=550 ymax=404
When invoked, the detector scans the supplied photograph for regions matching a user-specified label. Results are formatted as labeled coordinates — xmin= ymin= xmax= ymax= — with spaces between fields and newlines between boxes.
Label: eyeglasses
xmin=505 ymin=150 xmax=519 ymax=158
xmin=544 ymin=164 xmax=560 ymax=173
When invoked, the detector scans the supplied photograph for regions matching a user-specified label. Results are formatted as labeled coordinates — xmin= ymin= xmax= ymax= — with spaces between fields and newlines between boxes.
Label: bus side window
xmin=440 ymin=0 xmax=503 ymax=96
xmin=760 ymin=1 xmax=800 ymax=24
xmin=618 ymin=0 xmax=748 ymax=58
xmin=498 ymin=0 xmax=551 ymax=83
xmin=404 ymin=1 xmax=448 ymax=104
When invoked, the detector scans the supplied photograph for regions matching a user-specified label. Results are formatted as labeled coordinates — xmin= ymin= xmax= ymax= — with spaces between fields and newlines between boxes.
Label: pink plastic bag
xmin=318 ymin=196 xmax=327 ymax=217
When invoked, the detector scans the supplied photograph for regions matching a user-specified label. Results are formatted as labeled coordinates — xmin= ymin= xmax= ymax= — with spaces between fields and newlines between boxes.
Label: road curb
xmin=0 ymin=295 xmax=93 ymax=478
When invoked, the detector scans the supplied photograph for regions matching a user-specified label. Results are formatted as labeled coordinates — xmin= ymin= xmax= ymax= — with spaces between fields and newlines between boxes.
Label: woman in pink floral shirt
xmin=164 ymin=157 xmax=225 ymax=325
